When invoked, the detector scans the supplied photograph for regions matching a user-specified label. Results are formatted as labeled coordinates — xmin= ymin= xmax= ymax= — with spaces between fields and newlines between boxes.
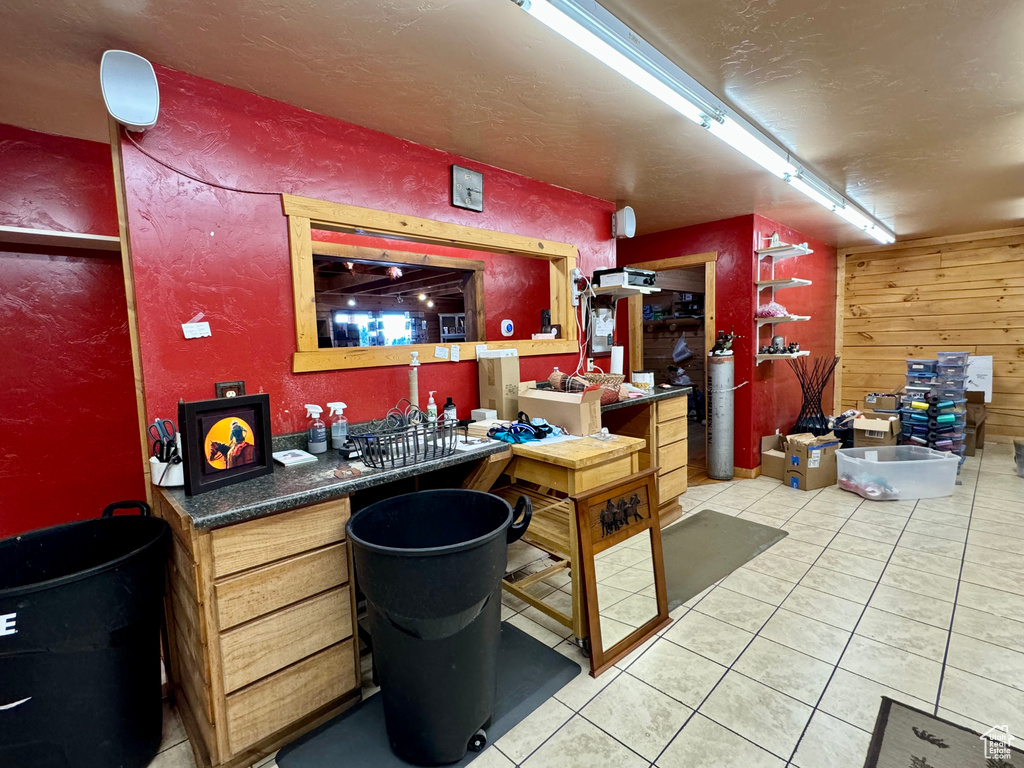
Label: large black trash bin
xmin=0 ymin=501 xmax=170 ymax=768
xmin=347 ymin=489 xmax=531 ymax=766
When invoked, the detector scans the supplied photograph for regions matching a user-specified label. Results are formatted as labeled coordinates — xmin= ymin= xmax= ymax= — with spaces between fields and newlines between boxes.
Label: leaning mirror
xmin=573 ymin=468 xmax=670 ymax=676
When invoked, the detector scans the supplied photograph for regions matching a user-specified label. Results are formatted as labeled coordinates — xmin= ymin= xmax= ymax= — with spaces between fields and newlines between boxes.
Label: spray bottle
xmin=305 ymin=405 xmax=327 ymax=454
xmin=426 ymin=391 xmax=438 ymax=423
xmin=327 ymin=402 xmax=348 ymax=449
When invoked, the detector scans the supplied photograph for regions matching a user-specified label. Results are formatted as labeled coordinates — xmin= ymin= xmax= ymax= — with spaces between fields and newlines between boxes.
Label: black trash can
xmin=0 ymin=501 xmax=170 ymax=768
xmin=347 ymin=489 xmax=531 ymax=766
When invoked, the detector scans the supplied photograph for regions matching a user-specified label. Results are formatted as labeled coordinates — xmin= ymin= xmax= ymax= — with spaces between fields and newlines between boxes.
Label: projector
xmin=591 ymin=267 xmax=657 ymax=289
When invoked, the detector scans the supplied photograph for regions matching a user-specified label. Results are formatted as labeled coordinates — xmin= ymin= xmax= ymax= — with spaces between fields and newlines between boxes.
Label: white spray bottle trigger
xmin=305 ymin=404 xmax=322 ymax=418
xmin=327 ymin=402 xmax=347 ymax=416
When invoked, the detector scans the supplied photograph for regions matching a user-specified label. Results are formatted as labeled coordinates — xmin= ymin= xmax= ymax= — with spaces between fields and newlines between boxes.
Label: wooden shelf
xmin=756 ymin=278 xmax=812 ymax=290
xmin=643 ymin=317 xmax=702 ymax=331
xmin=755 ymin=314 xmax=810 ymax=326
xmin=755 ymin=243 xmax=813 ymax=261
xmin=0 ymin=224 xmax=120 ymax=252
xmin=592 ymin=285 xmax=661 ymax=302
xmin=756 ymin=351 xmax=811 ymax=364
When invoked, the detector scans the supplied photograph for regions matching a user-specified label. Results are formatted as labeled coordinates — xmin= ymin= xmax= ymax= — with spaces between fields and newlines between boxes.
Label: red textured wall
xmin=0 ymin=124 xmax=144 ymax=537
xmin=119 ymin=67 xmax=615 ymax=433
xmin=752 ymin=214 xmax=838 ymax=454
xmin=618 ymin=214 xmax=837 ymax=470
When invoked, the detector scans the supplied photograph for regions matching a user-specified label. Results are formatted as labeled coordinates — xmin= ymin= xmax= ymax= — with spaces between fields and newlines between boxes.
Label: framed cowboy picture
xmin=178 ymin=394 xmax=273 ymax=496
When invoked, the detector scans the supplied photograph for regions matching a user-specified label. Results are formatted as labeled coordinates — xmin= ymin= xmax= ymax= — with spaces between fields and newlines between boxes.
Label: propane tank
xmin=707 ymin=355 xmax=735 ymax=480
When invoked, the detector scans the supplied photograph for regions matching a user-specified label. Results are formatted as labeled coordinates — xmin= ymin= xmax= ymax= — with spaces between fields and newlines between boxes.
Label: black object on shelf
xmin=347 ymin=490 xmax=531 ymax=766
xmin=0 ymin=501 xmax=170 ymax=768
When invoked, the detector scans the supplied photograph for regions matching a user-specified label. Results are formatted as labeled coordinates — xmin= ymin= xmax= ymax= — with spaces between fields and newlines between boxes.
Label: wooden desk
xmin=491 ymin=436 xmax=645 ymax=639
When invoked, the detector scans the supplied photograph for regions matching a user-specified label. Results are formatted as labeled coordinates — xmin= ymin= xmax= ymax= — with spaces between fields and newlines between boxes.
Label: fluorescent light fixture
xmin=514 ymin=0 xmax=896 ymax=243
xmin=706 ymin=117 xmax=795 ymax=179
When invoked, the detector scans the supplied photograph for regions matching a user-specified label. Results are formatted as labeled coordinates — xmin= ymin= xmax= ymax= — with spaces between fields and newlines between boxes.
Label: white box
xmin=471 ymin=408 xmax=498 ymax=421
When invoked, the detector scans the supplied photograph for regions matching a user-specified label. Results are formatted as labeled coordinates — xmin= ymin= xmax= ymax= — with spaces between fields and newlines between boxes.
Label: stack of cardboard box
xmin=760 ymin=432 xmax=841 ymax=491
xmin=965 ymin=391 xmax=986 ymax=456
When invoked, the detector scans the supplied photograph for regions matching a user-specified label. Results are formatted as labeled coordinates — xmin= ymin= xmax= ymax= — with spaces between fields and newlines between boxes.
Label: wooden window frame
xmin=283 ymin=194 xmax=578 ymax=372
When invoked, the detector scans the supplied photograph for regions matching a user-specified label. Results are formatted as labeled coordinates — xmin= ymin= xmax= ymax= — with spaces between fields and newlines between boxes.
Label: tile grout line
xmin=649 ymin=499 xmax=860 ymax=766
xmin=931 ymin=455 xmax=982 ymax=716
xmin=782 ymin=499 xmax=922 ymax=768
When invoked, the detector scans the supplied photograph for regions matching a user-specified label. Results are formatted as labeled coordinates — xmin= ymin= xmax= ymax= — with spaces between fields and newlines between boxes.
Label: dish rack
xmin=350 ymin=402 xmax=459 ymax=469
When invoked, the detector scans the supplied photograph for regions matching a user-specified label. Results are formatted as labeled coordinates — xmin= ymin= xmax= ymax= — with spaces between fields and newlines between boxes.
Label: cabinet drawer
xmin=226 ymin=640 xmax=356 ymax=755
xmin=211 ymin=498 xmax=350 ymax=578
xmin=656 ymin=396 xmax=689 ymax=423
xmin=658 ymin=467 xmax=688 ymax=503
xmin=215 ymin=542 xmax=349 ymax=629
xmin=657 ymin=439 xmax=688 ymax=474
xmin=220 ymin=586 xmax=353 ymax=693
xmin=656 ymin=417 xmax=688 ymax=447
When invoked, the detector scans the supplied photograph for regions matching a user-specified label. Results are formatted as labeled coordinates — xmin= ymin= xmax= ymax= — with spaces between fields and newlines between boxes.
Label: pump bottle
xmin=305 ymin=405 xmax=327 ymax=454
xmin=443 ymin=396 xmax=457 ymax=424
xmin=327 ymin=402 xmax=348 ymax=449
xmin=426 ymin=391 xmax=438 ymax=423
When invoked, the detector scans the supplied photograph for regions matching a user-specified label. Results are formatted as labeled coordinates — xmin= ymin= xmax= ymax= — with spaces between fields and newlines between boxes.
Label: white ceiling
xmin=2 ymin=0 xmax=1023 ymax=244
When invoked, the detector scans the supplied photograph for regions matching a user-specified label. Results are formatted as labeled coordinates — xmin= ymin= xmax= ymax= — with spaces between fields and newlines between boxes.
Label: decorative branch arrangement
xmin=788 ymin=355 xmax=840 ymax=435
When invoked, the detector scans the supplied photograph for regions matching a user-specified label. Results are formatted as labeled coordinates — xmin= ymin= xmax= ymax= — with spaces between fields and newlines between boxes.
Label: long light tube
xmin=515 ymin=0 xmax=896 ymax=243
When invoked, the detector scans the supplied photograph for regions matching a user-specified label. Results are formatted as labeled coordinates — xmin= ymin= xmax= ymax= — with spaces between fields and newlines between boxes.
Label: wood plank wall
xmin=838 ymin=228 xmax=1024 ymax=439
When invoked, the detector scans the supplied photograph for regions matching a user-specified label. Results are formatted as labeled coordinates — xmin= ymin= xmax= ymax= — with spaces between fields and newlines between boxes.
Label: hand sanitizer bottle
xmin=426 ymin=391 xmax=438 ymax=423
xmin=306 ymin=405 xmax=327 ymax=454
xmin=327 ymin=402 xmax=348 ymax=449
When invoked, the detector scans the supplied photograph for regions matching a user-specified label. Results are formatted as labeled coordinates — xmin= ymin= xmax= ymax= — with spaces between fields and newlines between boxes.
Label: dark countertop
xmin=601 ymin=386 xmax=692 ymax=413
xmin=162 ymin=439 xmax=509 ymax=530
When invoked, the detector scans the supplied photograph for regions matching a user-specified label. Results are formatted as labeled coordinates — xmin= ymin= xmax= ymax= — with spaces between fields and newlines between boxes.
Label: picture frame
xmin=178 ymin=393 xmax=273 ymax=496
xmin=573 ymin=468 xmax=670 ymax=677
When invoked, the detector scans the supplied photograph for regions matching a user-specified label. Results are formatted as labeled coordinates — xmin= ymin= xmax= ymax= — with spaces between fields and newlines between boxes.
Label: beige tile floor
xmin=151 ymin=443 xmax=1024 ymax=768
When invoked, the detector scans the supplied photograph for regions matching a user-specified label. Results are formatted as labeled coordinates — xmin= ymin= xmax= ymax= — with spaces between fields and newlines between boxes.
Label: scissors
xmin=149 ymin=419 xmax=177 ymax=462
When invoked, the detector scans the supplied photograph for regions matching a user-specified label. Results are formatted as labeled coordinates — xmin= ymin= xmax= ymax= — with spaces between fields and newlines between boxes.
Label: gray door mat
xmin=662 ymin=509 xmax=788 ymax=611
xmin=277 ymin=622 xmax=580 ymax=767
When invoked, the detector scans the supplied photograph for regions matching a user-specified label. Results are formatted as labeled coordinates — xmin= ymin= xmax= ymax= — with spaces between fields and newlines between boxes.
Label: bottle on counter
xmin=327 ymin=402 xmax=348 ymax=449
xmin=426 ymin=391 xmax=438 ymax=423
xmin=305 ymin=404 xmax=327 ymax=454
xmin=443 ymin=396 xmax=457 ymax=424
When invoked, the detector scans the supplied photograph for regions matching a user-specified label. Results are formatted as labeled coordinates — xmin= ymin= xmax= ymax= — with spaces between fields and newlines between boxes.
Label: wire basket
xmin=349 ymin=401 xmax=459 ymax=469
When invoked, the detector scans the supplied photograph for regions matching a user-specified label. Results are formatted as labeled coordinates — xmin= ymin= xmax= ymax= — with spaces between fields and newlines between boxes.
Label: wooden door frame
xmin=624 ymin=251 xmax=717 ymax=469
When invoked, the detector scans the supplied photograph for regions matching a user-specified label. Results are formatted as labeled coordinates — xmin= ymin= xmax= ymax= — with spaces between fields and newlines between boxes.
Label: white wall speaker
xmin=100 ymin=50 xmax=160 ymax=131
xmin=612 ymin=206 xmax=636 ymax=238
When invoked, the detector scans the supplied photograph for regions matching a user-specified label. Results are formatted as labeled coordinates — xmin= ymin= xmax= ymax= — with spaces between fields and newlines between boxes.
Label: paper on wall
xmin=434 ymin=346 xmax=449 ymax=360
xmin=966 ymin=355 xmax=993 ymax=403
xmin=451 ymin=345 xmax=460 ymax=362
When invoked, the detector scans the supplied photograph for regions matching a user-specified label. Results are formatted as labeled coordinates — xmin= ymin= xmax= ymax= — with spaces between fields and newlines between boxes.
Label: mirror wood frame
xmin=573 ymin=467 xmax=670 ymax=677
xmin=283 ymin=194 xmax=578 ymax=372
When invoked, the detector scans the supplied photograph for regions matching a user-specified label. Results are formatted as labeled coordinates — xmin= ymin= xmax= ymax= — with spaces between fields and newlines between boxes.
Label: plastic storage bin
xmin=937 ymin=351 xmax=970 ymax=366
xmin=906 ymin=359 xmax=938 ymax=373
xmin=837 ymin=445 xmax=960 ymax=500
xmin=936 ymin=364 xmax=967 ymax=377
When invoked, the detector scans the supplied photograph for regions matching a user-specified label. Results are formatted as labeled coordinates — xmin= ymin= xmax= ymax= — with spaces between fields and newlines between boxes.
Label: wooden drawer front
xmin=656 ymin=417 xmax=688 ymax=447
xmin=507 ymin=457 xmax=570 ymax=494
xmin=220 ymin=587 xmax=353 ymax=693
xmin=211 ymin=498 xmax=350 ymax=578
xmin=656 ymin=396 xmax=689 ymax=423
xmin=658 ymin=466 xmax=688 ymax=503
xmin=215 ymin=542 xmax=349 ymax=630
xmin=657 ymin=439 xmax=688 ymax=475
xmin=576 ymin=455 xmax=634 ymax=494
xmin=226 ymin=640 xmax=356 ymax=755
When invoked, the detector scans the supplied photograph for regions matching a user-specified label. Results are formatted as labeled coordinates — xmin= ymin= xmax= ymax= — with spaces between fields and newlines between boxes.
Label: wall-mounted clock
xmin=451 ymin=165 xmax=484 ymax=212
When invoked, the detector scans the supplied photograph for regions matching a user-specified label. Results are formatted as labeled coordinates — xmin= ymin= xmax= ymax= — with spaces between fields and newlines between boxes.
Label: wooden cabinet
xmin=156 ymin=492 xmax=360 ymax=768
xmin=602 ymin=396 xmax=689 ymax=526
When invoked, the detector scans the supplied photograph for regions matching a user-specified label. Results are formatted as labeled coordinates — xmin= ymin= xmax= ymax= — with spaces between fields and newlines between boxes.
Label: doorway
xmin=625 ymin=252 xmax=717 ymax=484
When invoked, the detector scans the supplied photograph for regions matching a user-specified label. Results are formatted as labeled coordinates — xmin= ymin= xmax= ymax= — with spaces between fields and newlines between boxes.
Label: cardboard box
xmin=965 ymin=391 xmax=986 ymax=456
xmin=858 ymin=394 xmax=900 ymax=413
xmin=964 ymin=425 xmax=979 ymax=457
xmin=760 ymin=432 xmax=787 ymax=480
xmin=785 ymin=432 xmax=840 ymax=491
xmin=478 ymin=350 xmax=520 ymax=420
xmin=966 ymin=390 xmax=986 ymax=426
xmin=853 ymin=416 xmax=901 ymax=448
xmin=517 ymin=383 xmax=603 ymax=437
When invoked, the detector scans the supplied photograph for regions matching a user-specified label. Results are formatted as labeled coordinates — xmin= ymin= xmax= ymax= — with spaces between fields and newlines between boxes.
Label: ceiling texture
xmin=2 ymin=0 xmax=1023 ymax=245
